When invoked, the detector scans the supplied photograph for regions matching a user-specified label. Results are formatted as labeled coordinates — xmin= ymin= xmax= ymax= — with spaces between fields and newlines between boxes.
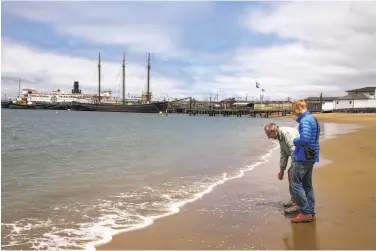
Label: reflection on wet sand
xmin=282 ymin=219 xmax=319 ymax=250
xmin=320 ymin=122 xmax=360 ymax=140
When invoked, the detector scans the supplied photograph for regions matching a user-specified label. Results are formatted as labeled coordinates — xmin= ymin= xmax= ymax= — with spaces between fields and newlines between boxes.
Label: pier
xmin=182 ymin=99 xmax=292 ymax=118
xmin=186 ymin=108 xmax=291 ymax=118
xmin=187 ymin=109 xmax=249 ymax=117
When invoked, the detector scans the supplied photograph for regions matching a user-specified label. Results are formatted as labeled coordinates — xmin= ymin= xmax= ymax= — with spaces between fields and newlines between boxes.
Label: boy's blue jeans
xmin=292 ymin=162 xmax=315 ymax=215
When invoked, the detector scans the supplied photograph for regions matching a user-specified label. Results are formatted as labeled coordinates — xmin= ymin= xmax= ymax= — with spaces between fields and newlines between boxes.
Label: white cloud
xmin=209 ymin=1 xmax=376 ymax=100
xmin=1 ymin=39 xmax=188 ymax=100
xmin=2 ymin=2 xmax=212 ymax=58
xmin=3 ymin=2 xmax=376 ymax=101
xmin=55 ymin=24 xmax=178 ymax=56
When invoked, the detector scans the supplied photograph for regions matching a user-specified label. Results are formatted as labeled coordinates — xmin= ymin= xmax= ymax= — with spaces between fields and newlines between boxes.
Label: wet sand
xmin=98 ymin=113 xmax=376 ymax=250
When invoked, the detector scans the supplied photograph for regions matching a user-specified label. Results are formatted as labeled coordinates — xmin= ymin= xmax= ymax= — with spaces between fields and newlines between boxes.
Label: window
xmin=349 ymin=101 xmax=352 ymax=104
xmin=336 ymin=101 xmax=339 ymax=104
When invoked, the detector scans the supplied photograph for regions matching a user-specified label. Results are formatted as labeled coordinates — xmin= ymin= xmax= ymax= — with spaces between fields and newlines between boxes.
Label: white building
xmin=334 ymin=86 xmax=376 ymax=110
xmin=305 ymin=97 xmax=339 ymax=112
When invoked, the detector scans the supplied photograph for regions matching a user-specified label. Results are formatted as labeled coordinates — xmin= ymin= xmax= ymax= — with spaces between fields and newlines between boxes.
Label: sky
xmin=2 ymin=1 xmax=376 ymax=101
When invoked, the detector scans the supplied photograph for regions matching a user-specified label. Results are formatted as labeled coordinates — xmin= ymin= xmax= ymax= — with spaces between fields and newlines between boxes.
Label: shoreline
xmin=88 ymin=143 xmax=281 ymax=250
xmin=97 ymin=147 xmax=287 ymax=250
xmin=97 ymin=113 xmax=376 ymax=250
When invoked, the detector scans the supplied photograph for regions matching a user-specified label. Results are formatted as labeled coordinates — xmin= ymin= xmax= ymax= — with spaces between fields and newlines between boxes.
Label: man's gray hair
xmin=264 ymin=123 xmax=277 ymax=132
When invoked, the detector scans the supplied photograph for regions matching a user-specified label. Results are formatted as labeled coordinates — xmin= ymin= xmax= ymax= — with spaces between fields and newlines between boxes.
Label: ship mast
xmin=98 ymin=52 xmax=101 ymax=104
xmin=19 ymin=79 xmax=21 ymax=97
xmin=147 ymin=53 xmax=151 ymax=103
xmin=122 ymin=53 xmax=126 ymax=105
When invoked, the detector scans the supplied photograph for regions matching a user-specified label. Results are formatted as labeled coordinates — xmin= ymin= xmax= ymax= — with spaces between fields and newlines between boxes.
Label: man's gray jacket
xmin=278 ymin=127 xmax=300 ymax=170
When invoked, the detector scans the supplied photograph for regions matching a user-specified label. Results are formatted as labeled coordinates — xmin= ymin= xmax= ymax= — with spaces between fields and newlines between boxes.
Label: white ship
xmin=18 ymin=81 xmax=138 ymax=105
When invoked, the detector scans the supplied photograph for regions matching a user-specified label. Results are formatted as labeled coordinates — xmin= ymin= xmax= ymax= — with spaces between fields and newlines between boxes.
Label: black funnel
xmin=72 ymin=81 xmax=81 ymax=94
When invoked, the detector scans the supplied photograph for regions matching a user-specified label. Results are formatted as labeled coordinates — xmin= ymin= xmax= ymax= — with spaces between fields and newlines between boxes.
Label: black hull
xmin=1 ymin=101 xmax=13 ymax=108
xmin=8 ymin=104 xmax=36 ymax=109
xmin=72 ymin=102 xmax=168 ymax=113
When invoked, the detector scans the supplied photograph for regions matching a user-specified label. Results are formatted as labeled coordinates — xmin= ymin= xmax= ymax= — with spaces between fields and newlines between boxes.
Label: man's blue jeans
xmin=292 ymin=162 xmax=315 ymax=215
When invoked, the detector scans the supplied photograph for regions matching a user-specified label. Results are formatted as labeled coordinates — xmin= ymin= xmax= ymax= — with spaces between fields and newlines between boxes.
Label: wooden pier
xmin=186 ymin=108 xmax=291 ymax=118
xmin=180 ymin=99 xmax=293 ymax=118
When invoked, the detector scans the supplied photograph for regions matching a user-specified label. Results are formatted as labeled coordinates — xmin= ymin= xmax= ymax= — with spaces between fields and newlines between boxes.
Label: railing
xmin=253 ymin=106 xmax=292 ymax=111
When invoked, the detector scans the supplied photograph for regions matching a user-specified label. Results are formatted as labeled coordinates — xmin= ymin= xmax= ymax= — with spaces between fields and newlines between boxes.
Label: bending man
xmin=264 ymin=123 xmax=299 ymax=213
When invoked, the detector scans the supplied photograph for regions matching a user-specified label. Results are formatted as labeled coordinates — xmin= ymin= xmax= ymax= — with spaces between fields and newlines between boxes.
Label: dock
xmin=186 ymin=108 xmax=291 ymax=118
xmin=180 ymin=100 xmax=292 ymax=118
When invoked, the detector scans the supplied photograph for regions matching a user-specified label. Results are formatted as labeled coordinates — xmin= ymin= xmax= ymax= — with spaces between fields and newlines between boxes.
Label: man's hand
xmin=278 ymin=170 xmax=285 ymax=180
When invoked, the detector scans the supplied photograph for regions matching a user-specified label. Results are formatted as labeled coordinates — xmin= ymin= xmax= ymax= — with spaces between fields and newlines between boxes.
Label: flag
xmin=256 ymin=80 xmax=260 ymax=88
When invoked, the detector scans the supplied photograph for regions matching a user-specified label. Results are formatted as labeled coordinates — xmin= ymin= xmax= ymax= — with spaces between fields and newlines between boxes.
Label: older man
xmin=264 ymin=123 xmax=300 ymax=214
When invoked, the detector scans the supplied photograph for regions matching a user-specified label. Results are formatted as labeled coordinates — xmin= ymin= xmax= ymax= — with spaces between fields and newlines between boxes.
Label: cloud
xmin=209 ymin=1 xmax=376 ymax=100
xmin=2 ymin=2 xmax=376 ymax=101
xmin=1 ymin=38 xmax=189 ymax=100
xmin=2 ymin=1 xmax=213 ymax=58
xmin=55 ymin=24 xmax=178 ymax=56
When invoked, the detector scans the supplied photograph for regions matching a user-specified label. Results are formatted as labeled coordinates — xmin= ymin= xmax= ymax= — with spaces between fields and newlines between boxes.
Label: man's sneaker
xmin=291 ymin=213 xmax=313 ymax=223
xmin=283 ymin=200 xmax=293 ymax=208
xmin=284 ymin=204 xmax=299 ymax=214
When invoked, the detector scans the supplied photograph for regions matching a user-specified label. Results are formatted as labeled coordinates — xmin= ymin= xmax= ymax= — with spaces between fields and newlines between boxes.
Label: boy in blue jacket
xmin=291 ymin=100 xmax=320 ymax=223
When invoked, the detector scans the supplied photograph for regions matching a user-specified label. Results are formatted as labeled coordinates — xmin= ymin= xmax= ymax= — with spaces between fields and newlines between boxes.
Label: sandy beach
xmin=98 ymin=113 xmax=376 ymax=250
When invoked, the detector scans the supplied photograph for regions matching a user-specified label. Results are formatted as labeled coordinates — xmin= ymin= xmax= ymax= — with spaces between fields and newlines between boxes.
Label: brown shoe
xmin=309 ymin=215 xmax=316 ymax=221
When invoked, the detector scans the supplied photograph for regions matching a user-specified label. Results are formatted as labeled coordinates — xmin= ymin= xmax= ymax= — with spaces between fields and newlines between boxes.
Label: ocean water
xmin=1 ymin=109 xmax=357 ymax=250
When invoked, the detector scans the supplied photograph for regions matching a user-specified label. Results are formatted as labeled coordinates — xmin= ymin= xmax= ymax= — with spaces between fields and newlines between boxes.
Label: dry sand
xmin=98 ymin=113 xmax=376 ymax=250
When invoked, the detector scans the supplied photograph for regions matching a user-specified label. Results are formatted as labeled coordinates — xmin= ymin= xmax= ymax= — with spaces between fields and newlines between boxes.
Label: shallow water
xmin=1 ymin=109 xmax=358 ymax=250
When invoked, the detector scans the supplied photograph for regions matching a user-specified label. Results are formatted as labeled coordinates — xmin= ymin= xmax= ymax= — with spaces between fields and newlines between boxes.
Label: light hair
xmin=292 ymin=100 xmax=307 ymax=110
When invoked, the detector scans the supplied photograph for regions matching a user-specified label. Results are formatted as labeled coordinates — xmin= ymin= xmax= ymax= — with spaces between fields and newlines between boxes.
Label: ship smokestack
xmin=72 ymin=81 xmax=81 ymax=94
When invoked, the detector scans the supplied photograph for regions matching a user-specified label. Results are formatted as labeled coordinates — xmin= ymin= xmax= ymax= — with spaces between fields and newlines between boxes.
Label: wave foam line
xmin=85 ymin=143 xmax=280 ymax=251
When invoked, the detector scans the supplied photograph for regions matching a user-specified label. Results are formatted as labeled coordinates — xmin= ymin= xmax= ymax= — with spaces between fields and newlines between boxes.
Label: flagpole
xmin=256 ymin=80 xmax=264 ymax=106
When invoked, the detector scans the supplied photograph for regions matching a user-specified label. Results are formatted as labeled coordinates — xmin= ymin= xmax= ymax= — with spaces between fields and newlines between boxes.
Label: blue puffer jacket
xmin=293 ymin=111 xmax=320 ymax=163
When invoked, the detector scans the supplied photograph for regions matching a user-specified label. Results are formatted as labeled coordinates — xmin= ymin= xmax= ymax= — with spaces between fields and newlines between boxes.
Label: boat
xmin=76 ymin=53 xmax=168 ymax=113
xmin=6 ymin=53 xmax=168 ymax=113
xmin=8 ymin=96 xmax=36 ymax=109
xmin=2 ymin=80 xmax=36 ymax=109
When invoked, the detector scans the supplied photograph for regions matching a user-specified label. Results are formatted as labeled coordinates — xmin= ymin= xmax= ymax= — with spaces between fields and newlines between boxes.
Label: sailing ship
xmin=75 ymin=53 xmax=168 ymax=113
xmin=3 ymin=53 xmax=168 ymax=113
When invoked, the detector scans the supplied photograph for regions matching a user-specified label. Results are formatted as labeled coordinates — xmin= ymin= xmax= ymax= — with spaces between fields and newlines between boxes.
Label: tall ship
xmin=6 ymin=53 xmax=169 ymax=113
xmin=77 ymin=52 xmax=168 ymax=113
